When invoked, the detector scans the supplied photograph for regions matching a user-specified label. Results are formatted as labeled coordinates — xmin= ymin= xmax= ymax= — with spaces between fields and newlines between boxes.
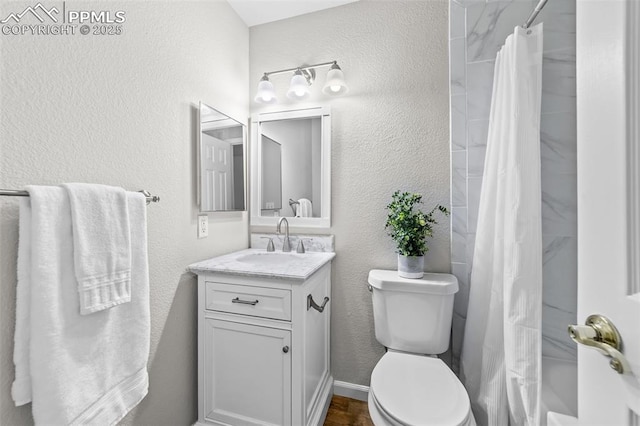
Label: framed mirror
xmin=198 ymin=102 xmax=247 ymax=212
xmin=250 ymin=106 xmax=331 ymax=228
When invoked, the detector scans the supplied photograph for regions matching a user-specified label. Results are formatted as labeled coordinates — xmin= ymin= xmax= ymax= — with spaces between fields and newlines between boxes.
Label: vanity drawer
xmin=205 ymin=282 xmax=291 ymax=321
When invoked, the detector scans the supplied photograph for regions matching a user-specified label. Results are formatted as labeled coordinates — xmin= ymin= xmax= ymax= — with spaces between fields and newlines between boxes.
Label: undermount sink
xmin=236 ymin=252 xmax=302 ymax=266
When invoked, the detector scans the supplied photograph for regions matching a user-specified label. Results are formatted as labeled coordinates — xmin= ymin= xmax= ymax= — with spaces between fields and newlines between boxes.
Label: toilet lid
xmin=370 ymin=352 xmax=471 ymax=426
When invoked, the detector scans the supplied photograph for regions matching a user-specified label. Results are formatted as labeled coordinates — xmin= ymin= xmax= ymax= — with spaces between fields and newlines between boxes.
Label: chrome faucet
xmin=276 ymin=217 xmax=292 ymax=252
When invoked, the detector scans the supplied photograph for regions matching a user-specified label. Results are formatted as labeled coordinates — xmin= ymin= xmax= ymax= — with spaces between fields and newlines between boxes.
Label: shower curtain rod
xmin=0 ymin=188 xmax=161 ymax=204
xmin=523 ymin=0 xmax=549 ymax=29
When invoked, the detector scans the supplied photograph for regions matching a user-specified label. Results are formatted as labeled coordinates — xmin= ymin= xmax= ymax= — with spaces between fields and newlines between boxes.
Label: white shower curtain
xmin=460 ymin=24 xmax=543 ymax=426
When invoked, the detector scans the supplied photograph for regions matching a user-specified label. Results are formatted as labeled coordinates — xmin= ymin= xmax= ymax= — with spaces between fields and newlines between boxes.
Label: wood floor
xmin=324 ymin=395 xmax=374 ymax=426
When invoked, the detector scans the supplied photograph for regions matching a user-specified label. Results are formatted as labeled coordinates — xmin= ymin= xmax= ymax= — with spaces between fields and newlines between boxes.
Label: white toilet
xmin=367 ymin=269 xmax=475 ymax=426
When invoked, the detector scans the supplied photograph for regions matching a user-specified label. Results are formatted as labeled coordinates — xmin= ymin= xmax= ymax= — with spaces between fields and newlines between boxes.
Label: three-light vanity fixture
xmin=254 ymin=60 xmax=348 ymax=104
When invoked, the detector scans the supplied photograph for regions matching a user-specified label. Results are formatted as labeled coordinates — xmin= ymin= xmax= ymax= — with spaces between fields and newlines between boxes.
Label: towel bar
xmin=0 ymin=188 xmax=160 ymax=204
xmin=289 ymin=198 xmax=299 ymax=216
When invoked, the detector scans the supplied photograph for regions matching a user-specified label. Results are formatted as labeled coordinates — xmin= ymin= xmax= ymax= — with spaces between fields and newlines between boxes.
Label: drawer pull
xmin=307 ymin=295 xmax=330 ymax=312
xmin=231 ymin=297 xmax=259 ymax=306
xmin=282 ymin=346 xmax=289 ymax=353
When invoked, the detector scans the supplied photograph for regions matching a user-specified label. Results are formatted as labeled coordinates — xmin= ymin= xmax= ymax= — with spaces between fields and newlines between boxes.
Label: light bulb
xmin=254 ymin=74 xmax=277 ymax=104
xmin=287 ymin=70 xmax=311 ymax=100
xmin=322 ymin=62 xmax=348 ymax=96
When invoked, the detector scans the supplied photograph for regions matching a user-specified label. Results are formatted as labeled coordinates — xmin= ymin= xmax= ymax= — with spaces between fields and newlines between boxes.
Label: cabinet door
xmin=204 ymin=319 xmax=291 ymax=426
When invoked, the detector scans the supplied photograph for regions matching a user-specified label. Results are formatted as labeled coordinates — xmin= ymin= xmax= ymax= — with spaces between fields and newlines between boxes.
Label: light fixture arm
xmin=263 ymin=60 xmax=338 ymax=78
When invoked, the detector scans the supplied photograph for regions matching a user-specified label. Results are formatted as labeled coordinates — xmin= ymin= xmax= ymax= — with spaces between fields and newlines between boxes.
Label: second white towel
xmin=62 ymin=183 xmax=132 ymax=314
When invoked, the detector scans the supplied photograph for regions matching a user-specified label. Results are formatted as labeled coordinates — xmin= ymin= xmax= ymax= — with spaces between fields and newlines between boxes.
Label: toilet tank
xmin=368 ymin=270 xmax=459 ymax=355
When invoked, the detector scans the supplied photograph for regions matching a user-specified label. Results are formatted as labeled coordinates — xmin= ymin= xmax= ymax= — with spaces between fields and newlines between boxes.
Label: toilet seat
xmin=369 ymin=352 xmax=472 ymax=426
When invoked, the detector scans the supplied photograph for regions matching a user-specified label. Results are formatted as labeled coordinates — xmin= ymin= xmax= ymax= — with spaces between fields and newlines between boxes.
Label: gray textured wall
xmin=0 ymin=2 xmax=249 ymax=425
xmin=250 ymin=0 xmax=451 ymax=387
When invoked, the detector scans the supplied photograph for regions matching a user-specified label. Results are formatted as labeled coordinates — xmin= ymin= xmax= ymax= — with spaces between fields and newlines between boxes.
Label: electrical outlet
xmin=198 ymin=215 xmax=208 ymax=239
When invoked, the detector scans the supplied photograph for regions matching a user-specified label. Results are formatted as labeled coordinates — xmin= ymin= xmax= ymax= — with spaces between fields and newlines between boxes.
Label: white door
xmin=576 ymin=0 xmax=640 ymax=424
xmin=203 ymin=319 xmax=292 ymax=426
xmin=201 ymin=134 xmax=234 ymax=211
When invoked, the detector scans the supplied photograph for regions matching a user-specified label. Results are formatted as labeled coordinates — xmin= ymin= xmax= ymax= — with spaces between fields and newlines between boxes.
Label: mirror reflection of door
xmin=261 ymin=136 xmax=282 ymax=214
xmin=199 ymin=102 xmax=246 ymax=212
xmin=260 ymin=117 xmax=321 ymax=218
xmin=201 ymin=132 xmax=234 ymax=211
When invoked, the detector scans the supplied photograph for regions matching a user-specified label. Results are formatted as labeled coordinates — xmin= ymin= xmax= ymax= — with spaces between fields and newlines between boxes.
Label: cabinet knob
xmin=282 ymin=346 xmax=289 ymax=354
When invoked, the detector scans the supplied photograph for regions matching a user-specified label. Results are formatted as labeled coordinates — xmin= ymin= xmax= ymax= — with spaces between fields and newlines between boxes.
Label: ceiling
xmin=227 ymin=0 xmax=359 ymax=27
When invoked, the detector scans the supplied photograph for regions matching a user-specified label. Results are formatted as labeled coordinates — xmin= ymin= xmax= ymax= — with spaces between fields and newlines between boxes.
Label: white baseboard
xmin=309 ymin=375 xmax=334 ymax=426
xmin=333 ymin=380 xmax=369 ymax=402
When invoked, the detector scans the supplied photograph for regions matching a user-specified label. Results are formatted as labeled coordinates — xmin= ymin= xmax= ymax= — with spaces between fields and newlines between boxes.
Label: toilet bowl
xmin=367 ymin=270 xmax=475 ymax=426
xmin=368 ymin=352 xmax=473 ymax=426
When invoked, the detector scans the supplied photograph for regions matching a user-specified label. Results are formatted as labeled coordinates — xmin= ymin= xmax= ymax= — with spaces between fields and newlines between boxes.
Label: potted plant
xmin=385 ymin=190 xmax=449 ymax=278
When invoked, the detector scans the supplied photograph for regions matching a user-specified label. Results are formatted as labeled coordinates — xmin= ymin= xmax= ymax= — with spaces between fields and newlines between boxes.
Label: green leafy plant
xmin=385 ymin=191 xmax=449 ymax=257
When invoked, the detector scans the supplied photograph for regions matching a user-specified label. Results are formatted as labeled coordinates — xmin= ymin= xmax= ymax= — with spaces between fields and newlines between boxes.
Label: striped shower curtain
xmin=460 ymin=24 xmax=544 ymax=426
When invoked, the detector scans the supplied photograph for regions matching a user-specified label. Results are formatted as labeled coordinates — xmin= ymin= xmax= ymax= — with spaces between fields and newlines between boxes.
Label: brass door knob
xmin=568 ymin=314 xmax=630 ymax=374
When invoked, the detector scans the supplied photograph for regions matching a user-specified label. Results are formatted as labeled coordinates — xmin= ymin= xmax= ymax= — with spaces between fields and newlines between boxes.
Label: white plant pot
xmin=397 ymin=254 xmax=424 ymax=279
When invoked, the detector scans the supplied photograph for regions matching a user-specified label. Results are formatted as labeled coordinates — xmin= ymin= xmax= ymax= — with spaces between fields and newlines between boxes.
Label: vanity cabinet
xmin=194 ymin=262 xmax=333 ymax=426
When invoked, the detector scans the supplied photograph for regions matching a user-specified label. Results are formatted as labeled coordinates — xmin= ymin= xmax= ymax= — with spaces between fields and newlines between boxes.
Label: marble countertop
xmin=188 ymin=248 xmax=335 ymax=281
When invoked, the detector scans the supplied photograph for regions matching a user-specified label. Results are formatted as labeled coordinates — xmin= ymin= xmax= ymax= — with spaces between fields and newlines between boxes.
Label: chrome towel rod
xmin=0 ymin=188 xmax=160 ymax=204
xmin=523 ymin=0 xmax=549 ymax=29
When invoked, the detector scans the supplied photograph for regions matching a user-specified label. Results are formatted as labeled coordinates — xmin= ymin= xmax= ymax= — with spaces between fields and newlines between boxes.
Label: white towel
xmin=62 ymin=183 xmax=131 ymax=315
xmin=13 ymin=186 xmax=150 ymax=425
xmin=298 ymin=198 xmax=312 ymax=218
xmin=12 ymin=198 xmax=33 ymax=406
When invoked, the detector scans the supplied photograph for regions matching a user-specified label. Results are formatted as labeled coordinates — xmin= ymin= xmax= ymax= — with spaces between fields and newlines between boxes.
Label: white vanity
xmin=189 ymin=248 xmax=335 ymax=426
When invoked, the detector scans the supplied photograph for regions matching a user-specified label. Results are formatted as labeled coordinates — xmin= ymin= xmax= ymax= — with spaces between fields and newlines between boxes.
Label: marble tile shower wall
xmin=449 ymin=0 xmax=577 ymax=373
